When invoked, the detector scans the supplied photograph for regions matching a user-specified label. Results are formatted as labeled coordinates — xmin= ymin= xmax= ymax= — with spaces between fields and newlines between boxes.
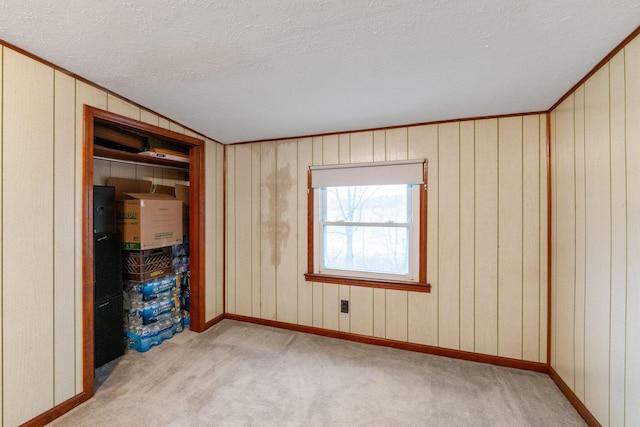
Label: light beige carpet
xmin=49 ymin=320 xmax=585 ymax=426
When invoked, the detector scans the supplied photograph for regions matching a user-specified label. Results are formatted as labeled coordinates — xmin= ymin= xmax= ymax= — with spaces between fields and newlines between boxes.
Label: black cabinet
xmin=93 ymin=185 xmax=116 ymax=234
xmin=94 ymin=233 xmax=122 ymax=301
xmin=93 ymin=186 xmax=124 ymax=369
xmin=94 ymin=294 xmax=124 ymax=368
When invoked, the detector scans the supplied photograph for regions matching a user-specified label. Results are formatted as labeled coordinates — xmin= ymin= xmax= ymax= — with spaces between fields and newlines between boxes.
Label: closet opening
xmin=82 ymin=106 xmax=206 ymax=397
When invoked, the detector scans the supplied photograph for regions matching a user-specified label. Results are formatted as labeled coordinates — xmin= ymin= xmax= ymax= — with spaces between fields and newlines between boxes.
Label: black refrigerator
xmin=93 ymin=186 xmax=124 ymax=368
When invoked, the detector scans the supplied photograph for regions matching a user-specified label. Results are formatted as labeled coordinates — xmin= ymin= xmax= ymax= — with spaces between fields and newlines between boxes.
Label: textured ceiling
xmin=1 ymin=1 xmax=639 ymax=144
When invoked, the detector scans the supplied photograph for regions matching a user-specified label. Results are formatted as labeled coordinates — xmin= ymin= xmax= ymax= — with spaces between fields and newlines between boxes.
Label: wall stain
xmin=263 ymin=163 xmax=293 ymax=268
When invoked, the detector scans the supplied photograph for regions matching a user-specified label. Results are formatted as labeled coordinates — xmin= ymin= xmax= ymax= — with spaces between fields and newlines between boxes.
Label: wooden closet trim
xmin=82 ymin=106 xmax=206 ymax=398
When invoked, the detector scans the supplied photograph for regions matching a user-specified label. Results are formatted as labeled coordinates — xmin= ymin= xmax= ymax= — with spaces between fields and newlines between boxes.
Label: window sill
xmin=304 ymin=273 xmax=431 ymax=293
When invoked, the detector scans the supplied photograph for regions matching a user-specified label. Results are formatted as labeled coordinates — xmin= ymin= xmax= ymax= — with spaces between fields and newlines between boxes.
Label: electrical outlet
xmin=340 ymin=299 xmax=349 ymax=314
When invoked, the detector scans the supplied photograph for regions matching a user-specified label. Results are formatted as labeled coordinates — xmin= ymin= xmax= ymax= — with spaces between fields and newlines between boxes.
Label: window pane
xmin=323 ymin=225 xmax=409 ymax=275
xmin=324 ymin=185 xmax=409 ymax=223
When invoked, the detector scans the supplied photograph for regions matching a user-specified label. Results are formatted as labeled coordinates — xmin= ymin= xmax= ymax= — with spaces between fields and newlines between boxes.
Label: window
xmin=305 ymin=160 xmax=430 ymax=292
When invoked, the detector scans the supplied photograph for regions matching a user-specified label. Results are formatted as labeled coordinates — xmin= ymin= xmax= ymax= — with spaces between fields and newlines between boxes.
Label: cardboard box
xmin=175 ymin=184 xmax=190 ymax=236
xmin=106 ymin=177 xmax=152 ymax=200
xmin=107 ymin=177 xmax=183 ymax=250
xmin=153 ymin=184 xmax=176 ymax=197
xmin=117 ymin=193 xmax=183 ymax=250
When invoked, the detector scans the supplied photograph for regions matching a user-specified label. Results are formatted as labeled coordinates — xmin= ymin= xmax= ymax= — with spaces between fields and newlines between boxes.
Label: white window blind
xmin=309 ymin=159 xmax=426 ymax=188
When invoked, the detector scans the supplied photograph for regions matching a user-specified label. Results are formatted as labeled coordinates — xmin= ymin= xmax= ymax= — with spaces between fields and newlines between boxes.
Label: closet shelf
xmin=94 ymin=145 xmax=189 ymax=171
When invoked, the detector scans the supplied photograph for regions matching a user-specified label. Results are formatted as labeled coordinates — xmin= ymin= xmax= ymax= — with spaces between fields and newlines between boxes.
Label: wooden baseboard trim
xmin=548 ymin=368 xmax=601 ymax=427
xmin=203 ymin=313 xmax=225 ymax=330
xmin=20 ymin=392 xmax=90 ymax=427
xmin=224 ymin=314 xmax=549 ymax=374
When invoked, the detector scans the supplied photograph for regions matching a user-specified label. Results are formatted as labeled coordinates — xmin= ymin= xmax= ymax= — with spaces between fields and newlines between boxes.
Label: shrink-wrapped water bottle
xmin=159 ymin=318 xmax=174 ymax=341
xmin=182 ymin=310 xmax=190 ymax=329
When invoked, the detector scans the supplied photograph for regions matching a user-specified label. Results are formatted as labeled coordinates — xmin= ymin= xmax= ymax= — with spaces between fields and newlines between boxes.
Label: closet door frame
xmin=82 ymin=105 xmax=206 ymax=397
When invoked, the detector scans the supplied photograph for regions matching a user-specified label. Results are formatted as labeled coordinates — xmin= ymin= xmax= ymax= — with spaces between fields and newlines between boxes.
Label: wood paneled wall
xmin=0 ymin=45 xmax=224 ymax=426
xmin=226 ymin=114 xmax=548 ymax=362
xmin=550 ymin=35 xmax=640 ymax=427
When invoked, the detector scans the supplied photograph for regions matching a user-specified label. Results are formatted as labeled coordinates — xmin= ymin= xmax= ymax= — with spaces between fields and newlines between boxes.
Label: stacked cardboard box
xmin=107 ymin=177 xmax=183 ymax=250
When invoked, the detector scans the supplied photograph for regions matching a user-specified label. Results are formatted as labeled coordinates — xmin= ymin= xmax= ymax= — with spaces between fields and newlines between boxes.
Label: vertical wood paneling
xmin=337 ymin=134 xmax=350 ymax=332
xmin=550 ymin=37 xmax=640 ymax=426
xmin=234 ymin=145 xmax=253 ymax=316
xmin=260 ymin=141 xmax=277 ymax=320
xmin=158 ymin=117 xmax=170 ymax=130
xmin=312 ymin=135 xmax=324 ymax=164
xmin=408 ymin=124 xmax=438 ymax=346
xmin=522 ymin=115 xmax=541 ymax=362
xmin=350 ymin=286 xmax=373 ymax=336
xmin=385 ymin=129 xmax=409 ymax=341
xmin=554 ymin=97 xmax=576 ymax=386
xmin=321 ymin=135 xmax=339 ymax=330
xmin=107 ymin=94 xmax=139 ymax=119
xmin=3 ymin=49 xmax=54 ymax=427
xmin=625 ymin=36 xmax=640 ymax=427
xmin=75 ymin=79 xmax=106 ymax=392
xmin=297 ymin=138 xmax=313 ymax=326
xmin=438 ymin=122 xmax=460 ymax=350
xmin=338 ymin=133 xmax=350 ymax=163
xmin=550 ymin=110 xmax=558 ymax=369
xmin=110 ymin=161 xmax=137 ymax=179
xmin=373 ymin=288 xmax=386 ymax=338
xmin=348 ymin=132 xmax=374 ymax=334
xmin=350 ymin=131 xmax=374 ymax=161
xmin=322 ymin=283 xmax=339 ymax=331
xmin=373 ymin=130 xmax=386 ymax=161
xmin=573 ymin=86 xmax=586 ymax=400
xmin=184 ymin=129 xmax=198 ymax=139
xmin=276 ymin=140 xmax=298 ymax=324
xmin=385 ymin=128 xmax=407 ymax=160
xmin=93 ymin=159 xmax=111 ymax=185
xmin=385 ymin=290 xmax=408 ymax=341
xmin=134 ymin=165 xmax=153 ymax=182
xmin=475 ymin=118 xmax=499 ymax=356
xmin=150 ymin=167 xmax=164 ymax=184
xmin=205 ymin=139 xmax=218 ymax=319
xmin=372 ymin=130 xmax=387 ymax=338
xmin=498 ymin=117 xmax=524 ymax=360
xmin=0 ymin=46 xmax=227 ymax=424
xmin=312 ymin=280 xmax=324 ymax=326
xmin=0 ymin=47 xmax=3 ymax=420
xmin=226 ymin=146 xmax=236 ymax=313
xmin=251 ymin=144 xmax=262 ymax=317
xmin=322 ymin=134 xmax=339 ymax=164
xmin=216 ymin=143 xmax=225 ymax=316
xmin=583 ymin=65 xmax=611 ymax=425
xmin=459 ymin=121 xmax=476 ymax=353
xmin=169 ymin=121 xmax=185 ymax=134
xmin=339 ymin=285 xmax=350 ymax=332
xmin=539 ymin=116 xmax=548 ymax=364
xmin=311 ymin=137 xmax=323 ymax=328
xmin=609 ymin=50 xmax=627 ymax=427
xmin=227 ymin=119 xmax=547 ymax=372
xmin=140 ymin=110 xmax=159 ymax=126
xmin=311 ymin=136 xmax=324 ymax=165
xmin=226 ymin=117 xmax=548 ymax=370
xmin=407 ymin=294 xmax=428 ymax=344
xmin=53 ymin=70 xmax=77 ymax=404
xmin=160 ymin=168 xmax=183 ymax=186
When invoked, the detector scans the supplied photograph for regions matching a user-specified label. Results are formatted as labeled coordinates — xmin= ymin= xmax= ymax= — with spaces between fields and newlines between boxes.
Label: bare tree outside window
xmin=321 ymin=184 xmax=410 ymax=275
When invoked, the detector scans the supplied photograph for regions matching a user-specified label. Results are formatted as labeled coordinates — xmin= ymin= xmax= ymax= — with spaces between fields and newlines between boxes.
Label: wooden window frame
xmin=304 ymin=161 xmax=430 ymax=293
